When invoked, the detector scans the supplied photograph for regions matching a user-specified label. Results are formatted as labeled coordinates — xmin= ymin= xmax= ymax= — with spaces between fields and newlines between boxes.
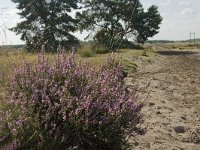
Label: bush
xmin=78 ymin=49 xmax=94 ymax=57
xmin=92 ymin=45 xmax=108 ymax=54
xmin=119 ymin=40 xmax=144 ymax=49
xmin=0 ymin=53 xmax=142 ymax=150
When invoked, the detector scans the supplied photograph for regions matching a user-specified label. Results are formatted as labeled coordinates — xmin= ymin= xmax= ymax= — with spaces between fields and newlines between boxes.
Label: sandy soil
xmin=127 ymin=49 xmax=200 ymax=150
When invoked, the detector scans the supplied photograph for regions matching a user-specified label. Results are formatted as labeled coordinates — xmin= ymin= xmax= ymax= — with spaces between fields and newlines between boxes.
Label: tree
xmin=135 ymin=5 xmax=163 ymax=44
xmin=11 ymin=0 xmax=80 ymax=52
xmin=77 ymin=0 xmax=162 ymax=50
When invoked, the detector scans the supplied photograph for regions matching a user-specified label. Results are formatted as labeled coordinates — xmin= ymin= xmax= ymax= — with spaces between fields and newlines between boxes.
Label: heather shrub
xmin=0 ymin=53 xmax=142 ymax=149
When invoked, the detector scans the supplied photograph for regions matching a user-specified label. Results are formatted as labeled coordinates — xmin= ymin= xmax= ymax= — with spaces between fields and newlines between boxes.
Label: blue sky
xmin=0 ymin=0 xmax=200 ymax=45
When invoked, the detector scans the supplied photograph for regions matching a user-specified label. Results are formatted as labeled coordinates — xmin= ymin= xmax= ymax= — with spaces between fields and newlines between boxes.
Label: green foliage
xmin=136 ymin=5 xmax=163 ymax=43
xmin=77 ymin=0 xmax=162 ymax=50
xmin=123 ymin=59 xmax=138 ymax=74
xmin=78 ymin=49 xmax=95 ymax=57
xmin=119 ymin=39 xmax=144 ymax=49
xmin=92 ymin=44 xmax=109 ymax=54
xmin=11 ymin=0 xmax=80 ymax=52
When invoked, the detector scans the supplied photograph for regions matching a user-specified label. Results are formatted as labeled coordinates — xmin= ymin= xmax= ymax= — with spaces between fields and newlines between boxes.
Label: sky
xmin=0 ymin=0 xmax=200 ymax=45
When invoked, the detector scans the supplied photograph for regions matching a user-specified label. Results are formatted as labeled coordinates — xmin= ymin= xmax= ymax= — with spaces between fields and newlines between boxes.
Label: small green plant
xmin=142 ymin=50 xmax=148 ymax=57
xmin=123 ymin=59 xmax=138 ymax=74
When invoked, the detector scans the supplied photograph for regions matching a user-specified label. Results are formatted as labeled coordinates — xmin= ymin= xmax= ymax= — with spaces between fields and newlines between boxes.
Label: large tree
xmin=11 ymin=0 xmax=80 ymax=52
xmin=77 ymin=0 xmax=162 ymax=50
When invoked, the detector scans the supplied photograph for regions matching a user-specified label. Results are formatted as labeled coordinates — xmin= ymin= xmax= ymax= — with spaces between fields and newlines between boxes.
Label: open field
xmin=0 ymin=48 xmax=149 ymax=78
xmin=0 ymin=47 xmax=156 ymax=75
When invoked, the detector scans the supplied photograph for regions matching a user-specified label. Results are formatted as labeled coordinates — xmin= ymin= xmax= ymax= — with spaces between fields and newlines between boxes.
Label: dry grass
xmin=0 ymin=47 xmax=155 ymax=75
xmin=0 ymin=50 xmax=54 ymax=76
xmin=144 ymin=41 xmax=200 ymax=51
xmin=0 ymin=47 xmax=153 ymax=99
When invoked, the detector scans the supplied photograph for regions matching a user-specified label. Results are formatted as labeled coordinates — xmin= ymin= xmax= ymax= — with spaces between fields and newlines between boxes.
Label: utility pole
xmin=190 ymin=32 xmax=195 ymax=46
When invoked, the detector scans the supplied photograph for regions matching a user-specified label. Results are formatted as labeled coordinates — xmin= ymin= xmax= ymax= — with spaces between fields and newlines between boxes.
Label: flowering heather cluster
xmin=1 ymin=53 xmax=142 ymax=149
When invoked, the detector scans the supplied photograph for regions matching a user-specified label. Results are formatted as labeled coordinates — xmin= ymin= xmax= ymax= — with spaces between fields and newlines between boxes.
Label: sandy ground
xmin=127 ymin=49 xmax=200 ymax=150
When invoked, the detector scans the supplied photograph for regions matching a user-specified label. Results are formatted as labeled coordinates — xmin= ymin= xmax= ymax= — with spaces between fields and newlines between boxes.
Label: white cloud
xmin=180 ymin=7 xmax=194 ymax=15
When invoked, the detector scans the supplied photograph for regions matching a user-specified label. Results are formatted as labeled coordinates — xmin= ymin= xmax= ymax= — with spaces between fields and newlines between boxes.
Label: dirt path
xmin=128 ymin=49 xmax=200 ymax=150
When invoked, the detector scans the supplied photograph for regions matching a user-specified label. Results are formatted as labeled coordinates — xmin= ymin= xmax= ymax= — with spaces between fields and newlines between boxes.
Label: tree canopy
xmin=11 ymin=0 xmax=162 ymax=52
xmin=77 ymin=0 xmax=162 ymax=50
xmin=11 ymin=0 xmax=80 ymax=52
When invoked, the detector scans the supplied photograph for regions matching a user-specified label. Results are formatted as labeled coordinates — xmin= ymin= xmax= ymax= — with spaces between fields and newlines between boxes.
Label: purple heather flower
xmin=11 ymin=129 xmax=17 ymax=136
xmin=3 ymin=53 xmax=142 ymax=149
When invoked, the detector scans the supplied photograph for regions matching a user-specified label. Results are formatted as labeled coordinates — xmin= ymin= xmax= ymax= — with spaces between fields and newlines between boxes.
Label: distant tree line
xmin=0 ymin=44 xmax=25 ymax=49
xmin=11 ymin=0 xmax=162 ymax=52
xmin=146 ymin=40 xmax=175 ymax=43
